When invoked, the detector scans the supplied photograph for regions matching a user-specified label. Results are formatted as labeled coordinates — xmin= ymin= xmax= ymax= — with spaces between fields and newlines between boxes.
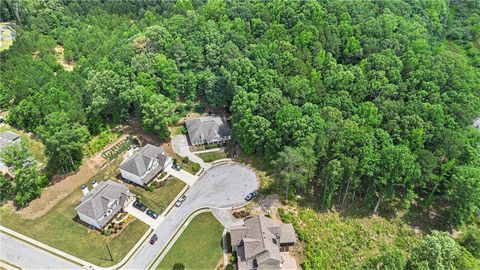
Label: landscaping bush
xmin=156 ymin=181 xmax=166 ymax=188
xmin=145 ymin=185 xmax=155 ymax=192
xmin=191 ymin=163 xmax=200 ymax=173
xmin=182 ymin=156 xmax=190 ymax=164
xmin=102 ymin=229 xmax=112 ymax=236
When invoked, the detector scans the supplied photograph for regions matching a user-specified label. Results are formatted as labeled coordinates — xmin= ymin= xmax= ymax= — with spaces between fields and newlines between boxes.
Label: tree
xmin=140 ymin=94 xmax=176 ymax=140
xmin=408 ymin=231 xmax=463 ymax=270
xmin=363 ymin=246 xmax=407 ymax=270
xmin=37 ymin=112 xmax=90 ymax=173
xmin=446 ymin=166 xmax=480 ymax=226
xmin=458 ymin=225 xmax=480 ymax=259
xmin=273 ymin=145 xmax=317 ymax=201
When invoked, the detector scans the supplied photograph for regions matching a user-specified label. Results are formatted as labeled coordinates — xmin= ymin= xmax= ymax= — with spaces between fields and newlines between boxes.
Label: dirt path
xmin=54 ymin=45 xmax=74 ymax=71
xmin=17 ymin=135 xmax=130 ymax=219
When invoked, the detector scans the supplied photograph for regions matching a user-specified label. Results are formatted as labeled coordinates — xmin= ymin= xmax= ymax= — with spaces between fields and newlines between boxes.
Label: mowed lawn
xmin=0 ymin=187 xmax=149 ymax=267
xmin=157 ymin=212 xmax=224 ymax=270
xmin=0 ymin=125 xmax=46 ymax=165
xmin=196 ymin=150 xmax=227 ymax=163
xmin=128 ymin=178 xmax=186 ymax=214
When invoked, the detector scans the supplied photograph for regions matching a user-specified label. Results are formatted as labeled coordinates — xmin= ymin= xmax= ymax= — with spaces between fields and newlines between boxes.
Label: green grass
xmin=197 ymin=150 xmax=227 ymax=163
xmin=174 ymin=154 xmax=200 ymax=174
xmin=170 ymin=126 xmax=186 ymax=136
xmin=280 ymin=207 xmax=421 ymax=269
xmin=157 ymin=212 xmax=224 ymax=270
xmin=0 ymin=125 xmax=46 ymax=165
xmin=128 ymin=178 xmax=186 ymax=214
xmin=0 ymin=187 xmax=149 ymax=267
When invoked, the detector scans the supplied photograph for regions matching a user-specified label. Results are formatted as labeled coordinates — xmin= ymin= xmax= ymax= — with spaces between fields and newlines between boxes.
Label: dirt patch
xmin=54 ymin=45 xmax=74 ymax=71
xmin=19 ymin=157 xmax=103 ymax=219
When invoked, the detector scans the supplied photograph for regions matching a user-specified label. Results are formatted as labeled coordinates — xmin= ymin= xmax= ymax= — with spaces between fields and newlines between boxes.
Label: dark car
xmin=146 ymin=209 xmax=159 ymax=219
xmin=245 ymin=191 xmax=257 ymax=201
xmin=175 ymin=195 xmax=186 ymax=207
xmin=133 ymin=200 xmax=147 ymax=212
xmin=149 ymin=234 xmax=158 ymax=245
xmin=172 ymin=163 xmax=181 ymax=171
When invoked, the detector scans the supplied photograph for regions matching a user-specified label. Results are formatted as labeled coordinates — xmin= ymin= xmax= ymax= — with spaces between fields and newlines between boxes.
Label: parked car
xmin=175 ymin=195 xmax=187 ymax=207
xmin=149 ymin=234 xmax=158 ymax=245
xmin=245 ymin=191 xmax=257 ymax=201
xmin=146 ymin=209 xmax=159 ymax=219
xmin=133 ymin=200 xmax=147 ymax=212
xmin=172 ymin=163 xmax=181 ymax=171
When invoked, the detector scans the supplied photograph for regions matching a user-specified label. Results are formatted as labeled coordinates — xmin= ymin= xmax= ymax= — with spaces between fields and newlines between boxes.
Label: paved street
xmin=171 ymin=135 xmax=211 ymax=169
xmin=124 ymin=162 xmax=258 ymax=269
xmin=0 ymin=233 xmax=81 ymax=269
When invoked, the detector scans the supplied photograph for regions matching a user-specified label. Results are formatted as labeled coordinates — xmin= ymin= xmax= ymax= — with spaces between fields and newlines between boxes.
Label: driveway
xmin=125 ymin=202 xmax=164 ymax=228
xmin=171 ymin=135 xmax=211 ymax=170
xmin=164 ymin=167 xmax=198 ymax=186
xmin=123 ymin=162 xmax=258 ymax=269
xmin=0 ymin=233 xmax=81 ymax=269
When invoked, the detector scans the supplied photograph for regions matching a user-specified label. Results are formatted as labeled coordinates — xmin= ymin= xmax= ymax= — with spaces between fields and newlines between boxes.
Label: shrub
xmin=182 ymin=156 xmax=190 ymax=164
xmin=145 ymin=185 xmax=155 ymax=192
xmin=459 ymin=225 xmax=480 ymax=258
xmin=103 ymin=229 xmax=112 ymax=236
xmin=192 ymin=163 xmax=200 ymax=172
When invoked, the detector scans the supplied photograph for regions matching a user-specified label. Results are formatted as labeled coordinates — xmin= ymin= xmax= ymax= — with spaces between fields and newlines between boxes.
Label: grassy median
xmin=156 ymin=212 xmax=224 ymax=269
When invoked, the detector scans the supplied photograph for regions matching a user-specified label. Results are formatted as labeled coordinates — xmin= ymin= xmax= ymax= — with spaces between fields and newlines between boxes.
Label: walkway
xmin=171 ymin=135 xmax=211 ymax=170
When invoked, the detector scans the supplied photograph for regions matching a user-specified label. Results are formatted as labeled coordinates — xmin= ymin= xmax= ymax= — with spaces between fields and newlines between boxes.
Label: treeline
xmin=0 ymin=0 xmax=479 ymax=228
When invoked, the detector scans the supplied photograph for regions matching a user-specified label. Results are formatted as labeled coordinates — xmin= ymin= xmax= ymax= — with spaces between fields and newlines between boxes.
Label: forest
xmin=0 ymin=0 xmax=479 ymax=269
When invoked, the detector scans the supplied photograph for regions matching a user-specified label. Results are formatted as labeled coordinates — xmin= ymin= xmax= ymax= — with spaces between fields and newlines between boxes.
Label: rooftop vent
xmin=80 ymin=185 xmax=89 ymax=195
xmin=91 ymin=180 xmax=98 ymax=188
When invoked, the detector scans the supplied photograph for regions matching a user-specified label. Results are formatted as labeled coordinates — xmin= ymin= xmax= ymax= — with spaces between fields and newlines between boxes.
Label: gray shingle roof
xmin=474 ymin=118 xmax=480 ymax=129
xmin=185 ymin=116 xmax=231 ymax=144
xmin=75 ymin=180 xmax=130 ymax=228
xmin=229 ymin=215 xmax=296 ymax=269
xmin=0 ymin=131 xmax=20 ymax=151
xmin=119 ymin=144 xmax=169 ymax=184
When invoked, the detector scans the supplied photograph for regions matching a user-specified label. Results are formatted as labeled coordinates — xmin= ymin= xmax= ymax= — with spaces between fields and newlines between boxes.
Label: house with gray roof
xmin=229 ymin=215 xmax=297 ymax=270
xmin=0 ymin=131 xmax=20 ymax=171
xmin=75 ymin=180 xmax=133 ymax=229
xmin=119 ymin=144 xmax=172 ymax=186
xmin=185 ymin=116 xmax=232 ymax=145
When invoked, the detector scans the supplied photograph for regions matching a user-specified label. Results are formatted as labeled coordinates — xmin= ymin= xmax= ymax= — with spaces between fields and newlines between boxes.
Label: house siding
xmin=78 ymin=212 xmax=101 ymax=229
xmin=120 ymin=169 xmax=144 ymax=186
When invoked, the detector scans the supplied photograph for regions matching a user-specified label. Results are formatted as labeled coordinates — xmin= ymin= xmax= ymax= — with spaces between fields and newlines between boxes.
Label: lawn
xmin=196 ymin=150 xmax=227 ymax=163
xmin=0 ymin=187 xmax=149 ymax=267
xmin=0 ymin=125 xmax=46 ymax=165
xmin=174 ymin=154 xmax=200 ymax=174
xmin=156 ymin=212 xmax=224 ymax=270
xmin=128 ymin=177 xmax=186 ymax=214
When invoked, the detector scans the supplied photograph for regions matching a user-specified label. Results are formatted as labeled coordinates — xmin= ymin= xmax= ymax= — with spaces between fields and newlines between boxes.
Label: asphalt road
xmin=0 ymin=233 xmax=81 ymax=269
xmin=124 ymin=162 xmax=258 ymax=269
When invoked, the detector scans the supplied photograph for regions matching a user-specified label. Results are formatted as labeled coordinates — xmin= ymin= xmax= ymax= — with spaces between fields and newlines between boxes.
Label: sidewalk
xmin=164 ymin=167 xmax=198 ymax=186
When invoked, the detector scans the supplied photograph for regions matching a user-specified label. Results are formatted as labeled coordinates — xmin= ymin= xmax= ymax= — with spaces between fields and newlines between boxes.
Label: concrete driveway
xmin=123 ymin=162 xmax=258 ymax=269
xmin=125 ymin=202 xmax=164 ymax=228
xmin=0 ymin=233 xmax=81 ymax=269
xmin=171 ymin=135 xmax=211 ymax=169
xmin=164 ymin=167 xmax=198 ymax=186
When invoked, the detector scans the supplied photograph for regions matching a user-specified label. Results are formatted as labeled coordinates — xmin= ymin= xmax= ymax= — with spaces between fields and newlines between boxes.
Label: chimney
xmin=91 ymin=180 xmax=98 ymax=188
xmin=275 ymin=233 xmax=281 ymax=246
xmin=80 ymin=185 xmax=89 ymax=195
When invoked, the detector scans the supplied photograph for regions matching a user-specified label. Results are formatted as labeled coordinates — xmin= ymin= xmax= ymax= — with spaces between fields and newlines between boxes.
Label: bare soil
xmin=54 ymin=45 xmax=74 ymax=71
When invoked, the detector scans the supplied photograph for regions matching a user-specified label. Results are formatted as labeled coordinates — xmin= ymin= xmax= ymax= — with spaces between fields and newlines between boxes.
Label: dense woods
xmin=1 ymin=0 xmax=479 ymax=268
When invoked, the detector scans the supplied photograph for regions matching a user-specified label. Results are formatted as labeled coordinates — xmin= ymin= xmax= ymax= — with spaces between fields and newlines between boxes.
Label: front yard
xmin=0 ymin=125 xmax=46 ymax=165
xmin=174 ymin=154 xmax=200 ymax=174
xmin=196 ymin=150 xmax=228 ymax=163
xmin=156 ymin=212 xmax=224 ymax=269
xmin=0 ymin=187 xmax=149 ymax=267
xmin=127 ymin=177 xmax=186 ymax=214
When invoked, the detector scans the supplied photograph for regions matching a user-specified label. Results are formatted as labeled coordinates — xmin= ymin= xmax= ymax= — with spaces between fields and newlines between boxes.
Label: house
xmin=119 ymin=144 xmax=172 ymax=186
xmin=185 ymin=116 xmax=232 ymax=145
xmin=75 ymin=180 xmax=133 ymax=229
xmin=229 ymin=215 xmax=297 ymax=270
xmin=0 ymin=131 xmax=21 ymax=171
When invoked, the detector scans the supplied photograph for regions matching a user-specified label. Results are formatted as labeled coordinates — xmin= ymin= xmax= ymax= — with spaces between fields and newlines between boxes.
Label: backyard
xmin=156 ymin=212 xmax=224 ymax=270
xmin=0 ymin=125 xmax=46 ymax=165
xmin=126 ymin=177 xmax=186 ymax=214
xmin=0 ymin=187 xmax=149 ymax=267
